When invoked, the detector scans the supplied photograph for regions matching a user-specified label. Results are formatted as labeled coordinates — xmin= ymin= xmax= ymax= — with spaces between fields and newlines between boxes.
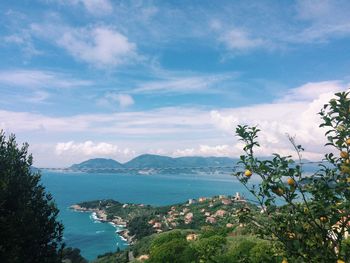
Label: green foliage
xmin=193 ymin=235 xmax=226 ymax=263
xmin=222 ymin=236 xmax=280 ymax=263
xmin=131 ymin=235 xmax=155 ymax=257
xmin=234 ymin=91 xmax=350 ymax=262
xmin=62 ymin=247 xmax=88 ymax=263
xmin=144 ymin=229 xmax=279 ymax=263
xmin=0 ymin=132 xmax=64 ymax=263
xmin=149 ymin=230 xmax=185 ymax=248
xmin=148 ymin=231 xmax=197 ymax=263
xmin=93 ymin=250 xmax=129 ymax=263
xmin=128 ymin=215 xmax=155 ymax=239
xmin=149 ymin=239 xmax=196 ymax=263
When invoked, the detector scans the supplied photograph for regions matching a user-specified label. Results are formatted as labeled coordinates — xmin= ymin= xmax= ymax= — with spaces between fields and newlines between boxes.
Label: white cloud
xmin=219 ymin=28 xmax=265 ymax=51
xmin=210 ymin=81 xmax=350 ymax=159
xmin=133 ymin=73 xmax=234 ymax=94
xmin=56 ymin=0 xmax=113 ymax=16
xmin=173 ymin=144 xmax=234 ymax=157
xmin=57 ymin=26 xmax=137 ymax=67
xmin=277 ymin=81 xmax=343 ymax=102
xmin=3 ymin=32 xmax=42 ymax=58
xmin=79 ymin=0 xmax=113 ymax=15
xmin=55 ymin=140 xmax=134 ymax=157
xmin=25 ymin=91 xmax=50 ymax=103
xmin=0 ymin=70 xmax=91 ymax=89
xmin=98 ymin=93 xmax=135 ymax=109
xmin=293 ymin=0 xmax=350 ymax=42
xmin=30 ymin=23 xmax=138 ymax=67
xmin=1 ymin=81 xmax=349 ymax=166
xmin=0 ymin=107 xmax=211 ymax=136
xmin=207 ymin=1 xmax=350 ymax=52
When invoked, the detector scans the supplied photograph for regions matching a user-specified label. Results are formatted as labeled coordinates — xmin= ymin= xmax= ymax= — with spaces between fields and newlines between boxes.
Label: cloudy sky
xmin=1 ymin=0 xmax=350 ymax=167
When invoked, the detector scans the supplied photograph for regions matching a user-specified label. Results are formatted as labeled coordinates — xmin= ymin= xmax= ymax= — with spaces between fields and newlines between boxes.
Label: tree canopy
xmin=0 ymin=132 xmax=64 ymax=262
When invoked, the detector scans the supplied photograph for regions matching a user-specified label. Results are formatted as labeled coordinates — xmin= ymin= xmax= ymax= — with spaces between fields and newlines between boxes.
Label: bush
xmin=149 ymin=239 xmax=196 ymax=263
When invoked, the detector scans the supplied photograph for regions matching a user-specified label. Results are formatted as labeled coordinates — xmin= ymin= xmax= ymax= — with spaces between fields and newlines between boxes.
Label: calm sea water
xmin=41 ymin=171 xmax=247 ymax=261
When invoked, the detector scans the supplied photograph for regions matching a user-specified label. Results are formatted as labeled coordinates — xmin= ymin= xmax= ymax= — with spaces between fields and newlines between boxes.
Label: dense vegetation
xmin=94 ymin=228 xmax=282 ymax=263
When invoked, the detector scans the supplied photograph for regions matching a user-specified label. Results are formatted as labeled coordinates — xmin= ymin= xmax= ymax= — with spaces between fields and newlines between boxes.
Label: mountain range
xmin=69 ymin=154 xmax=322 ymax=173
xmin=70 ymin=154 xmax=236 ymax=170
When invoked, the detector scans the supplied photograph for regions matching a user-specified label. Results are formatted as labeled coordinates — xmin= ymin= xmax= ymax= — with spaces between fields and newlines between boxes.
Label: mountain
xmin=70 ymin=158 xmax=124 ymax=170
xmin=174 ymin=156 xmax=234 ymax=167
xmin=69 ymin=155 xmax=323 ymax=172
xmin=69 ymin=155 xmax=237 ymax=170
xmin=123 ymin=154 xmax=176 ymax=168
xmin=124 ymin=154 xmax=236 ymax=168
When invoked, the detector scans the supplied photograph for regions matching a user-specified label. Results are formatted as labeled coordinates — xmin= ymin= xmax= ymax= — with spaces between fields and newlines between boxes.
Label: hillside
xmin=123 ymin=154 xmax=176 ymax=168
xmin=70 ymin=158 xmax=124 ymax=170
xmin=72 ymin=194 xmax=257 ymax=243
xmin=174 ymin=156 xmax=234 ymax=167
xmin=72 ymin=197 xmax=281 ymax=263
xmin=70 ymin=154 xmax=236 ymax=170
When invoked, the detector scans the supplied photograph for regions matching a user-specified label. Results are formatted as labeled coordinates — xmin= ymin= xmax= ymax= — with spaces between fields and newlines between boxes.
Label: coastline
xmin=70 ymin=204 xmax=133 ymax=245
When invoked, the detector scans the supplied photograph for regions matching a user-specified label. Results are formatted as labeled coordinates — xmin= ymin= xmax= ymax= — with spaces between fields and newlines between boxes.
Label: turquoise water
xmin=41 ymin=171 xmax=246 ymax=261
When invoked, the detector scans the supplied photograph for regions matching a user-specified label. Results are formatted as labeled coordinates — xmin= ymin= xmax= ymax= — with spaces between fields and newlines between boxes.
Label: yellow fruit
xmin=345 ymin=159 xmax=350 ymax=164
xmin=337 ymin=125 xmax=345 ymax=132
xmin=282 ymin=259 xmax=288 ymax=263
xmin=244 ymin=170 xmax=252 ymax=177
xmin=287 ymin=232 xmax=296 ymax=239
xmin=341 ymin=151 xmax=349 ymax=159
xmin=273 ymin=188 xmax=284 ymax=196
xmin=346 ymin=138 xmax=350 ymax=145
xmin=320 ymin=216 xmax=328 ymax=223
xmin=337 ymin=260 xmax=345 ymax=263
xmin=287 ymin=178 xmax=295 ymax=186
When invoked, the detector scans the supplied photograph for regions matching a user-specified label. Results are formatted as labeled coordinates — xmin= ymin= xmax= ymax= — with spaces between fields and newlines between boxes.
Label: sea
xmin=41 ymin=170 xmax=248 ymax=261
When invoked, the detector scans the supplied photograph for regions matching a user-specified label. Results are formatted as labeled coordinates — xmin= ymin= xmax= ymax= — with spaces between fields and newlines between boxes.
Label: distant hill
xmin=69 ymin=155 xmax=324 ymax=173
xmin=124 ymin=154 xmax=236 ymax=168
xmin=70 ymin=158 xmax=124 ymax=170
xmin=175 ymin=156 xmax=234 ymax=168
xmin=69 ymin=154 xmax=236 ymax=170
xmin=124 ymin=154 xmax=177 ymax=168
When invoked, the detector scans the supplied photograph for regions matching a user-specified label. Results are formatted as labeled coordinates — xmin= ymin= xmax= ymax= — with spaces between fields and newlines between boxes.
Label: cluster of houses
xmin=145 ymin=193 xmax=247 ymax=231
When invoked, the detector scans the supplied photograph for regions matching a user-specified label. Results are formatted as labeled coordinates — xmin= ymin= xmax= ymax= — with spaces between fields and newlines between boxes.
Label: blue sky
xmin=1 ymin=0 xmax=350 ymax=167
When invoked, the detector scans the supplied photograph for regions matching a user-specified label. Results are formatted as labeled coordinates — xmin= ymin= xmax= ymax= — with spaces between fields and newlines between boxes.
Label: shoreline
xmin=69 ymin=204 xmax=134 ymax=245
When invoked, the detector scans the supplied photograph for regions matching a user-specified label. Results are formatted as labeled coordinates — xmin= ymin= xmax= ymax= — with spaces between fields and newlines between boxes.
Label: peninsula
xmin=70 ymin=193 xmax=256 ymax=245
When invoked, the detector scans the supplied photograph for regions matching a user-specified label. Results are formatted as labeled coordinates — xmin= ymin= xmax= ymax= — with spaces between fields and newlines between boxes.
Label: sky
xmin=1 ymin=0 xmax=350 ymax=167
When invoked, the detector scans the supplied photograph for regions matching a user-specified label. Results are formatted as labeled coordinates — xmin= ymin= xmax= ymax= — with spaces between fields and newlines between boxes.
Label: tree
xmin=148 ymin=231 xmax=197 ymax=263
xmin=193 ymin=235 xmax=226 ymax=263
xmin=128 ymin=215 xmax=155 ymax=239
xmin=234 ymin=92 xmax=350 ymax=262
xmin=0 ymin=132 xmax=64 ymax=262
